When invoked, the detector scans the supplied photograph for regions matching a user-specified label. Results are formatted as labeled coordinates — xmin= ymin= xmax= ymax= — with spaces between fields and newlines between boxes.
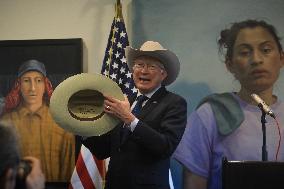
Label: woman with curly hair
xmin=174 ymin=19 xmax=284 ymax=189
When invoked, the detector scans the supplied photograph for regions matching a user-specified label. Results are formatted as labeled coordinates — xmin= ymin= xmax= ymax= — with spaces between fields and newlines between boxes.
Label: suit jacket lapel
xmin=119 ymin=87 xmax=167 ymax=145
xmin=138 ymin=87 xmax=167 ymax=119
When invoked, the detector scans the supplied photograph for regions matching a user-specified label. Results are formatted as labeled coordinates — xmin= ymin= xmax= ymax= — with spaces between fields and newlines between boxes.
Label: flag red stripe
xmin=76 ymin=152 xmax=96 ymax=189
xmin=93 ymin=155 xmax=106 ymax=182
xmin=68 ymin=184 xmax=73 ymax=189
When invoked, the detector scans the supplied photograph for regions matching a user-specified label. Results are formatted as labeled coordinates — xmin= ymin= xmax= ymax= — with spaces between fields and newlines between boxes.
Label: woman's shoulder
xmin=195 ymin=92 xmax=244 ymax=135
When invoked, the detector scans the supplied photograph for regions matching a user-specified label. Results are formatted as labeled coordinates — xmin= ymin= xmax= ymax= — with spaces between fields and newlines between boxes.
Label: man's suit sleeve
xmin=81 ymin=129 xmax=112 ymax=160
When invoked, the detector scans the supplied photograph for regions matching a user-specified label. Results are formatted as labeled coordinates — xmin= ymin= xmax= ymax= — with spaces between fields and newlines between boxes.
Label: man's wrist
xmin=129 ymin=118 xmax=139 ymax=132
xmin=125 ymin=114 xmax=136 ymax=125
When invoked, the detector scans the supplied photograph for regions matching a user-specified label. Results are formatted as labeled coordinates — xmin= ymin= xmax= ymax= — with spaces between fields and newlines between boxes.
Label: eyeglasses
xmin=133 ymin=63 xmax=163 ymax=71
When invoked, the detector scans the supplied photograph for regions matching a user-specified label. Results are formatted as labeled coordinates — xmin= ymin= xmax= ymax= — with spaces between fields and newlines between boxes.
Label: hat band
xmin=68 ymin=108 xmax=105 ymax=121
xmin=67 ymin=89 xmax=105 ymax=121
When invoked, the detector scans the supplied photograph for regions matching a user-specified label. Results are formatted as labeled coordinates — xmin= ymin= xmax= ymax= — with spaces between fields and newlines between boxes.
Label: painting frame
xmin=0 ymin=38 xmax=83 ymax=96
xmin=0 ymin=38 xmax=83 ymax=188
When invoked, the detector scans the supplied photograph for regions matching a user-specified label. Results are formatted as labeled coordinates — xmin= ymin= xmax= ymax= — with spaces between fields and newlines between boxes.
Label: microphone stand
xmin=259 ymin=105 xmax=268 ymax=161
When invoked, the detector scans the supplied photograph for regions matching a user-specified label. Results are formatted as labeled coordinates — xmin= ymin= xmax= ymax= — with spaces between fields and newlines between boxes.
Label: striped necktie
xmin=131 ymin=95 xmax=148 ymax=116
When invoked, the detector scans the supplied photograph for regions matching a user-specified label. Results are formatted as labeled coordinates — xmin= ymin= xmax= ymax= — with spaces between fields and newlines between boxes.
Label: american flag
xmin=69 ymin=2 xmax=137 ymax=189
xmin=69 ymin=145 xmax=106 ymax=189
xmin=101 ymin=12 xmax=137 ymax=97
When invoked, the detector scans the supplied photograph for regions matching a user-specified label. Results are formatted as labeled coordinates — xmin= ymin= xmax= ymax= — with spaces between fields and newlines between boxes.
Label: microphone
xmin=251 ymin=93 xmax=275 ymax=118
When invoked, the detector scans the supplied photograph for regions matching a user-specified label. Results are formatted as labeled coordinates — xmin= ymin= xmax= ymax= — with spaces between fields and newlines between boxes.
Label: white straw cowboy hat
xmin=49 ymin=73 xmax=124 ymax=136
xmin=126 ymin=41 xmax=180 ymax=85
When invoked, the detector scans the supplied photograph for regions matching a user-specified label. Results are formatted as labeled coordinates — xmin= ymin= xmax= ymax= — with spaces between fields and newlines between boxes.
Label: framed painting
xmin=0 ymin=38 xmax=82 ymax=188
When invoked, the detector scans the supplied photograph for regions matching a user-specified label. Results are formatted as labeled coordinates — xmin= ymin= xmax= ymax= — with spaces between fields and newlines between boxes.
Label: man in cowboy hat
xmin=82 ymin=41 xmax=187 ymax=189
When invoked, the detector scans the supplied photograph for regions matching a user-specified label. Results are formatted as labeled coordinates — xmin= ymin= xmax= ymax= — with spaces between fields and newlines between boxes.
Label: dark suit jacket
xmin=82 ymin=87 xmax=187 ymax=189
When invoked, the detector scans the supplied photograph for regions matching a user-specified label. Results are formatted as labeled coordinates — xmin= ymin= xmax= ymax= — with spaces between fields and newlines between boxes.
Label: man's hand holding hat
xmin=104 ymin=95 xmax=135 ymax=125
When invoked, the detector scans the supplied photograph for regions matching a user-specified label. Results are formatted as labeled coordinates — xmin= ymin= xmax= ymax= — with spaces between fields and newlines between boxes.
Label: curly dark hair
xmin=218 ymin=19 xmax=283 ymax=63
